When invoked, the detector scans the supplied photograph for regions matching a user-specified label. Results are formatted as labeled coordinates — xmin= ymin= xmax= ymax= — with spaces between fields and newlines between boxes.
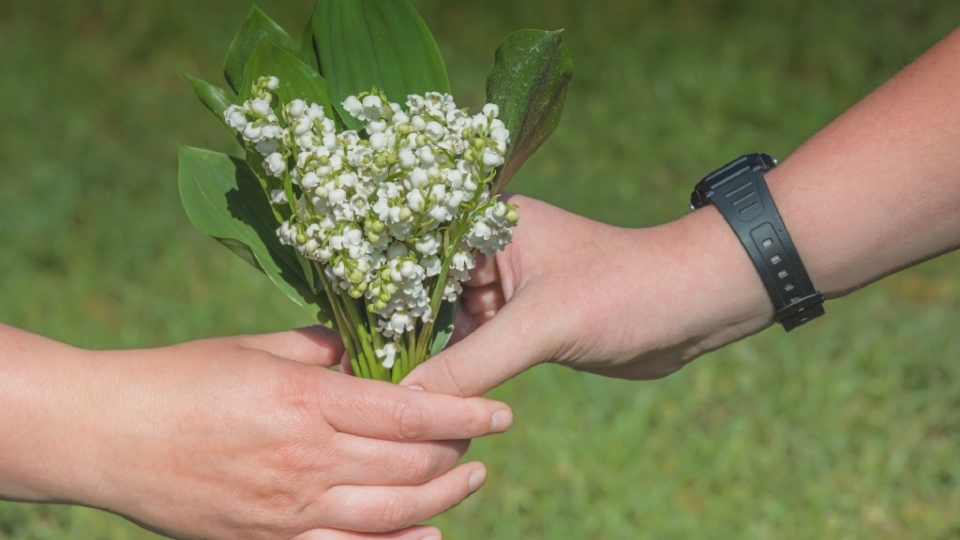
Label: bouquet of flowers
xmin=179 ymin=0 xmax=572 ymax=382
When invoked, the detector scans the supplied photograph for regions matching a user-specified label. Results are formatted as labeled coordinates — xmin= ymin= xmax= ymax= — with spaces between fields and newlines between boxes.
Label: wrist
xmin=0 ymin=326 xmax=100 ymax=504
xmin=658 ymin=204 xmax=775 ymax=353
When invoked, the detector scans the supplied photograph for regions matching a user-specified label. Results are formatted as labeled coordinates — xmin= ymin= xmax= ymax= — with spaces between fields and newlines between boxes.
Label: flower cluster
xmin=224 ymin=76 xmax=517 ymax=368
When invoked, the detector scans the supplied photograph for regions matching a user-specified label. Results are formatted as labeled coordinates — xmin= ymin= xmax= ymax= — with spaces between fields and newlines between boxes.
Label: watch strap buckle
xmin=775 ymin=292 xmax=825 ymax=331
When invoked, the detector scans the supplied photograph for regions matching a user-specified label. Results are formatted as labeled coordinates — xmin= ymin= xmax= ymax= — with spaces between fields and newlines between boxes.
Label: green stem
xmin=282 ymin=164 xmax=298 ymax=218
xmin=406 ymin=329 xmax=419 ymax=374
xmin=392 ymin=340 xmax=408 ymax=384
xmin=315 ymin=262 xmax=366 ymax=378
xmin=343 ymin=297 xmax=384 ymax=381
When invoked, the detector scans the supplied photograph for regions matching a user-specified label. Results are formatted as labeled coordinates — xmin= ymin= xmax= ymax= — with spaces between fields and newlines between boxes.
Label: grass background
xmin=1 ymin=0 xmax=959 ymax=538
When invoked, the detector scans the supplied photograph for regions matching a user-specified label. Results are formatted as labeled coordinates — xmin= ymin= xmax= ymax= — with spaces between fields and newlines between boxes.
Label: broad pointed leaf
xmin=184 ymin=74 xmax=235 ymax=123
xmin=427 ymin=300 xmax=457 ymax=357
xmin=486 ymin=29 xmax=573 ymax=191
xmin=224 ymin=6 xmax=307 ymax=94
xmin=312 ymin=0 xmax=449 ymax=130
xmin=298 ymin=10 xmax=321 ymax=73
xmin=238 ymin=40 xmax=334 ymax=118
xmin=178 ymin=146 xmax=336 ymax=328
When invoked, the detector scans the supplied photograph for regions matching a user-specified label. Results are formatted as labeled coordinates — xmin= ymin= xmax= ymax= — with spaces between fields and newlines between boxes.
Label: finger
xmin=318 ymin=462 xmax=487 ymax=533
xmin=446 ymin=301 xmax=482 ymax=347
xmin=295 ymin=525 xmax=443 ymax=540
xmin=328 ymin=435 xmax=469 ymax=486
xmin=401 ymin=291 xmax=544 ymax=397
xmin=233 ymin=326 xmax=345 ymax=367
xmin=461 ymin=284 xmax=505 ymax=316
xmin=465 ymin=251 xmax=500 ymax=287
xmin=321 ymin=373 xmax=513 ymax=440
xmin=340 ymin=350 xmax=354 ymax=376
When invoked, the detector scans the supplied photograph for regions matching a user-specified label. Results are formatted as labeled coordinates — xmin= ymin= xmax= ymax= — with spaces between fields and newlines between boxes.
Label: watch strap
xmin=691 ymin=154 xmax=824 ymax=331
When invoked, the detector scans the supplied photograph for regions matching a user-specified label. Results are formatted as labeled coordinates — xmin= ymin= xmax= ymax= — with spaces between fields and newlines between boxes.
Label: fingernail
xmin=422 ymin=536 xmax=441 ymax=540
xmin=468 ymin=467 xmax=487 ymax=492
xmin=406 ymin=385 xmax=424 ymax=391
xmin=491 ymin=409 xmax=513 ymax=432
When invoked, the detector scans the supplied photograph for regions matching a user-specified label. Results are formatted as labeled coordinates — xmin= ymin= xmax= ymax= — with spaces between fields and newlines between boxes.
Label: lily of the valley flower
xmin=225 ymin=77 xmax=518 ymax=375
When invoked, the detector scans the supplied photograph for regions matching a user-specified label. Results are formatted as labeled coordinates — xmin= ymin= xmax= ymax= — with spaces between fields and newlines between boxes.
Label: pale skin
xmin=0 ymin=323 xmax=514 ymax=540
xmin=403 ymin=25 xmax=960 ymax=396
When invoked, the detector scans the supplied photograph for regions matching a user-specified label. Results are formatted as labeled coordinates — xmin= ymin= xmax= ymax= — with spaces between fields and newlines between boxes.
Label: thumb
xmin=401 ymin=291 xmax=543 ymax=397
xmin=231 ymin=326 xmax=345 ymax=367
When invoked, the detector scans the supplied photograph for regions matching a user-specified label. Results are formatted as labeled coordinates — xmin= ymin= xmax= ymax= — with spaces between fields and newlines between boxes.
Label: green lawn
xmin=1 ymin=0 xmax=959 ymax=538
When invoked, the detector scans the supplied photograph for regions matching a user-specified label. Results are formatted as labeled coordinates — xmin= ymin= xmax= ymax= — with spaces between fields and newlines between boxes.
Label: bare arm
xmin=0 ymin=323 xmax=513 ymax=539
xmin=403 ymin=26 xmax=960 ymax=395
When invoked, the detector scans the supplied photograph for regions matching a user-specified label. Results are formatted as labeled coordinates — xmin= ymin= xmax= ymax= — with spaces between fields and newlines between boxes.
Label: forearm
xmin=648 ymin=27 xmax=960 ymax=368
xmin=405 ymin=29 xmax=960 ymax=390
xmin=0 ymin=324 xmax=96 ymax=503
xmin=768 ymin=26 xmax=960 ymax=298
xmin=678 ymin=26 xmax=960 ymax=333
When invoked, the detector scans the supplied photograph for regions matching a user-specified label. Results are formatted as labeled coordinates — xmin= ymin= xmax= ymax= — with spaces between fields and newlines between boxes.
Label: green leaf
xmin=312 ymin=0 xmax=449 ymax=130
xmin=428 ymin=300 xmax=458 ymax=357
xmin=178 ymin=146 xmax=336 ymax=328
xmin=486 ymin=29 xmax=573 ymax=191
xmin=184 ymin=73 xmax=235 ymax=123
xmin=223 ymin=5 xmax=307 ymax=94
xmin=238 ymin=40 xmax=334 ymax=118
xmin=298 ymin=9 xmax=321 ymax=73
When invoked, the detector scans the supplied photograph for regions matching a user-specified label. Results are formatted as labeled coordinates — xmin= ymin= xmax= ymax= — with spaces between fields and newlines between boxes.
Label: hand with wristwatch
xmin=403 ymin=25 xmax=960 ymax=397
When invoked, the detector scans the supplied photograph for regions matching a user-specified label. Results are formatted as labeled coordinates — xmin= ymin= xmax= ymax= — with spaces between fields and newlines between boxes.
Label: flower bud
xmin=399 ymin=207 xmax=413 ymax=220
xmin=506 ymin=208 xmax=519 ymax=222
xmin=296 ymin=233 xmax=308 ymax=244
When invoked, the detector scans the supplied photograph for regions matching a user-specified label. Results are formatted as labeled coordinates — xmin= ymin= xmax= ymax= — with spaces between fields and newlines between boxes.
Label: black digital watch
xmin=691 ymin=154 xmax=824 ymax=331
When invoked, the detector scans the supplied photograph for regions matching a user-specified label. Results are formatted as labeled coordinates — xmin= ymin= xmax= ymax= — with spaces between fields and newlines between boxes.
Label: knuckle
xmin=452 ymin=403 xmax=486 ymax=437
xmin=274 ymin=368 xmax=328 ymax=423
xmin=399 ymin=447 xmax=441 ymax=484
xmin=375 ymin=493 xmax=417 ymax=531
xmin=392 ymin=397 xmax=427 ymax=440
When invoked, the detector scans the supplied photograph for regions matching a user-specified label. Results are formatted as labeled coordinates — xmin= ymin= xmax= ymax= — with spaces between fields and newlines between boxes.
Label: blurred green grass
xmin=1 ymin=0 xmax=959 ymax=538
